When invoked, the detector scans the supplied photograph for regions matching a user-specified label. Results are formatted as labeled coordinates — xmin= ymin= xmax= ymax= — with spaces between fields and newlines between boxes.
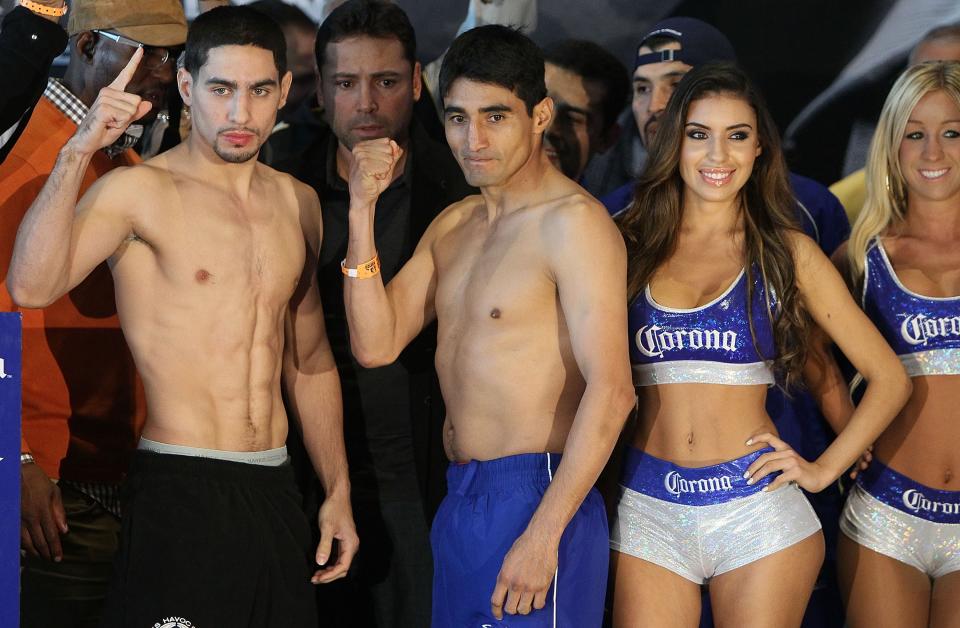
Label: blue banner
xmin=0 ymin=312 xmax=21 ymax=627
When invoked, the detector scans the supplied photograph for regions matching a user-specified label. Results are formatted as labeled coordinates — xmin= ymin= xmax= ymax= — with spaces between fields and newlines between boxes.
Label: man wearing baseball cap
xmin=0 ymin=2 xmax=186 ymax=626
xmin=601 ymin=17 xmax=849 ymax=628
xmin=601 ymin=17 xmax=849 ymax=254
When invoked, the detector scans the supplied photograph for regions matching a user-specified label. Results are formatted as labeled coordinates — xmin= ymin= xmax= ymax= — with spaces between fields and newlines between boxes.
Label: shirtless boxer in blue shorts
xmin=341 ymin=25 xmax=635 ymax=627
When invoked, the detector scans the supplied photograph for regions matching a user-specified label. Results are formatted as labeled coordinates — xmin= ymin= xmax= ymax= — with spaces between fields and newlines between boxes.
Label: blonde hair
xmin=848 ymin=61 xmax=960 ymax=283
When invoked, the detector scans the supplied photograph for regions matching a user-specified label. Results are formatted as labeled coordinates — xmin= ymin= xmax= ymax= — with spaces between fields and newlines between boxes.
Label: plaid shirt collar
xmin=44 ymin=78 xmax=143 ymax=158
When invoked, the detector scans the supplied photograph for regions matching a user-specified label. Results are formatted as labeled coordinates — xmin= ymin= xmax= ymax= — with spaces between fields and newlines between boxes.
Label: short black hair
xmin=543 ymin=39 xmax=629 ymax=131
xmin=184 ymin=6 xmax=287 ymax=78
xmin=247 ymin=0 xmax=316 ymax=33
xmin=314 ymin=0 xmax=416 ymax=71
xmin=440 ymin=25 xmax=546 ymax=115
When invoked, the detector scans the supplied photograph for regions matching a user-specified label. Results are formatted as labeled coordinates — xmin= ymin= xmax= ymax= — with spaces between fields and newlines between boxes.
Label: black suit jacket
xmin=276 ymin=116 xmax=475 ymax=520
xmin=0 ymin=7 xmax=67 ymax=164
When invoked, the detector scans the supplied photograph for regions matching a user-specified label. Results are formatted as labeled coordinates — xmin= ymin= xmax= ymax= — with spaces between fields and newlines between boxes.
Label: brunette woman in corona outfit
xmin=609 ymin=63 xmax=911 ymax=627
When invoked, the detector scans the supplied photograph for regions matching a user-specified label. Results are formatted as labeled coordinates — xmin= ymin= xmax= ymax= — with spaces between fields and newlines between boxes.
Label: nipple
xmin=196 ymin=269 xmax=212 ymax=283
xmin=490 ymin=308 xmax=501 ymax=319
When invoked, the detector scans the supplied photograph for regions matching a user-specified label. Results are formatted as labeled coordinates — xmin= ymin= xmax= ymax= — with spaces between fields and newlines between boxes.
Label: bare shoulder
xmin=786 ymin=229 xmax=827 ymax=270
xmin=541 ymin=192 xmax=623 ymax=247
xmin=427 ymin=193 xmax=484 ymax=239
xmin=80 ymin=157 xmax=168 ymax=210
xmin=258 ymin=163 xmax=318 ymax=206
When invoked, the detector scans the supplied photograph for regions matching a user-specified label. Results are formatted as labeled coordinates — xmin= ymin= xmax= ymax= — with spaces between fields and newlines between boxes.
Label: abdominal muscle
xmin=436 ymin=325 xmax=585 ymax=463
xmin=119 ymin=288 xmax=291 ymax=453
xmin=633 ymin=383 xmax=774 ymax=465
xmin=872 ymin=374 xmax=960 ymax=490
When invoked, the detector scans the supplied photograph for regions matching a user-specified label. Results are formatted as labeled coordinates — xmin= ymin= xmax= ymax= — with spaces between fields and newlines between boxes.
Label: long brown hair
xmin=617 ymin=62 xmax=809 ymax=389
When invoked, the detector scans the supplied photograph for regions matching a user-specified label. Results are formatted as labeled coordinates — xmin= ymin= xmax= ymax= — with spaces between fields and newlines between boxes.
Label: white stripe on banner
xmin=546 ymin=454 xmax=557 ymax=628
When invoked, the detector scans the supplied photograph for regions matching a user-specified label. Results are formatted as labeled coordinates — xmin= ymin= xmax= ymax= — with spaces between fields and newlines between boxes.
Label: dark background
xmin=397 ymin=0 xmax=899 ymax=182
xmin=398 ymin=0 xmax=894 ymax=136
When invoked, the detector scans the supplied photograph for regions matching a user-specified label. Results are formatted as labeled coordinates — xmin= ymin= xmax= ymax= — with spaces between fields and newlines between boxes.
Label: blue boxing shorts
xmin=430 ymin=453 xmax=608 ymax=627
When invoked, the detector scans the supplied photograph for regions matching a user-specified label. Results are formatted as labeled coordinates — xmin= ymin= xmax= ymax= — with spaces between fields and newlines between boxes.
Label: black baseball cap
xmin=634 ymin=17 xmax=737 ymax=70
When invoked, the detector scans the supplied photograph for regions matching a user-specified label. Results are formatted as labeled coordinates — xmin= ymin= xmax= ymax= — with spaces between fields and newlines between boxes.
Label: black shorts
xmin=100 ymin=451 xmax=318 ymax=628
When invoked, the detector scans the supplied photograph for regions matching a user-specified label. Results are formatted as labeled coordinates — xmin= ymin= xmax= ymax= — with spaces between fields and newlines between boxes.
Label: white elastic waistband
xmin=138 ymin=438 xmax=289 ymax=466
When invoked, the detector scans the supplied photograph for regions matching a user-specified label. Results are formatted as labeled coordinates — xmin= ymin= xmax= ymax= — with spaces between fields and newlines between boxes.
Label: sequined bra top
xmin=862 ymin=238 xmax=960 ymax=377
xmin=629 ymin=268 xmax=776 ymax=386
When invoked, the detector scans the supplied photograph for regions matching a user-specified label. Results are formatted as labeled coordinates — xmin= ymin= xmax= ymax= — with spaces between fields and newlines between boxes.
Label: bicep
xmin=65 ymin=174 xmax=136 ymax=290
xmin=383 ymin=224 xmax=439 ymax=345
xmin=550 ymin=210 xmax=630 ymax=379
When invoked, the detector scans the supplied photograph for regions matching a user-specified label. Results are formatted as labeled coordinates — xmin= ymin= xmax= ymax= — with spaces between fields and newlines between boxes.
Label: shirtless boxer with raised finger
xmin=342 ymin=26 xmax=635 ymax=627
xmin=7 ymin=8 xmax=356 ymax=627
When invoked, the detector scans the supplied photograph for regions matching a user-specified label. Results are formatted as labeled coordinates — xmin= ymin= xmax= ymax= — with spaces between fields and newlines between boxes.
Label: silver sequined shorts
xmin=610 ymin=448 xmax=822 ymax=584
xmin=839 ymin=462 xmax=960 ymax=579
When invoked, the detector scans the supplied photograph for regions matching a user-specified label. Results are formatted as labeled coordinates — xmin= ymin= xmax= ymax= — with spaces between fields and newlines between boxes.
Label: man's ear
xmin=178 ymin=67 xmax=194 ymax=106
xmin=74 ymin=31 xmax=98 ymax=65
xmin=412 ymin=61 xmax=423 ymax=103
xmin=533 ymin=96 xmax=553 ymax=134
xmin=278 ymin=70 xmax=293 ymax=110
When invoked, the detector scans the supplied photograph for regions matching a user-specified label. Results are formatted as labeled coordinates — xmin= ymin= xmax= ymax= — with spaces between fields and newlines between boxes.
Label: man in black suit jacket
xmin=272 ymin=2 xmax=475 ymax=626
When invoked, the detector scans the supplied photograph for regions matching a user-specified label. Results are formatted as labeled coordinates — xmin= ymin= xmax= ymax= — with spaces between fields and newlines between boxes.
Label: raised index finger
xmin=109 ymin=47 xmax=144 ymax=91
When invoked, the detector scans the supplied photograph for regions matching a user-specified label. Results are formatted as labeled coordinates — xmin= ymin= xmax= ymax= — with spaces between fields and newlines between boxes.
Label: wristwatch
xmin=20 ymin=452 xmax=36 ymax=465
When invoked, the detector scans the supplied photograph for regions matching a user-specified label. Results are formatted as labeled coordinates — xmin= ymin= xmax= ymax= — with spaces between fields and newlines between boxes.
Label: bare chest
xmin=434 ymin=220 xmax=556 ymax=331
xmin=136 ymin=186 xmax=306 ymax=301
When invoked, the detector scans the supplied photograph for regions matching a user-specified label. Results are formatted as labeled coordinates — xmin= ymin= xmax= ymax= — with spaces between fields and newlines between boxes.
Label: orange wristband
xmin=341 ymin=254 xmax=381 ymax=279
xmin=19 ymin=0 xmax=67 ymax=17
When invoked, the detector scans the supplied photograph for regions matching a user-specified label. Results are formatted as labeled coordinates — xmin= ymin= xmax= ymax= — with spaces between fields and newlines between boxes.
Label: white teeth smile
xmin=920 ymin=168 xmax=949 ymax=179
xmin=701 ymin=169 xmax=733 ymax=186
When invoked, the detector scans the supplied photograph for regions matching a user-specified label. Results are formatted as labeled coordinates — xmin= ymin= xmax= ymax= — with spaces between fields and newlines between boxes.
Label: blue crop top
xmin=629 ymin=268 xmax=776 ymax=386
xmin=862 ymin=238 xmax=960 ymax=377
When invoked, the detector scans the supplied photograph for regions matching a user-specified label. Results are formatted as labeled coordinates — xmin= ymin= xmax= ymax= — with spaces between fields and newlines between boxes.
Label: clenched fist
xmin=348 ymin=138 xmax=404 ymax=207
xmin=67 ymin=48 xmax=153 ymax=155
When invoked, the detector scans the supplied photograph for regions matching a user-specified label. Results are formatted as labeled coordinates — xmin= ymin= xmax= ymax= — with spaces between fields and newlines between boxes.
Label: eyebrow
xmin=331 ymin=70 xmax=402 ymax=79
xmin=443 ymin=104 xmax=514 ymax=115
xmin=906 ymin=118 xmax=960 ymax=124
xmin=685 ymin=121 xmax=754 ymax=130
xmin=205 ymin=77 xmax=278 ymax=89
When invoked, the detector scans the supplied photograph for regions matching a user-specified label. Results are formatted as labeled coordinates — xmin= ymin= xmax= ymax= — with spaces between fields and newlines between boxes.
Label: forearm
xmin=8 ymin=145 xmax=92 ymax=306
xmin=813 ymin=367 xmax=910 ymax=481
xmin=525 ymin=380 xmax=634 ymax=543
xmin=803 ymin=333 xmax=856 ymax=435
xmin=344 ymin=202 xmax=400 ymax=366
xmin=287 ymin=365 xmax=350 ymax=498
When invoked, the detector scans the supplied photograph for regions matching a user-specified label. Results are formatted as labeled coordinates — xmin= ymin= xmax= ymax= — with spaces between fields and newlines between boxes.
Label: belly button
xmin=490 ymin=308 xmax=501 ymax=319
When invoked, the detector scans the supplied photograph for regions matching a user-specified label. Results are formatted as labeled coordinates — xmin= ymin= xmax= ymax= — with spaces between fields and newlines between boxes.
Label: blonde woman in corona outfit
xmin=827 ymin=60 xmax=960 ymax=628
